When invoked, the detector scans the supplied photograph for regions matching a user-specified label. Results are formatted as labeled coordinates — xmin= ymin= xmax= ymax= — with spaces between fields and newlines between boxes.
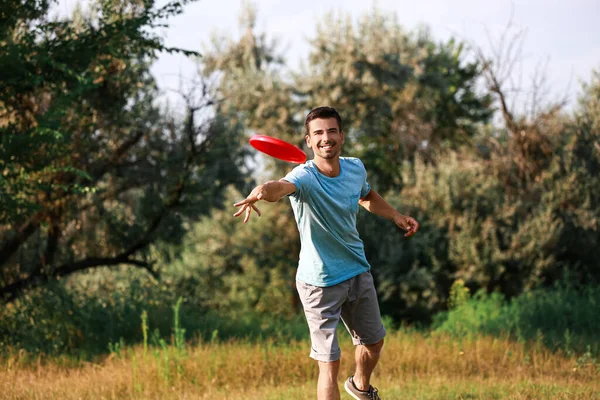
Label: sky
xmin=56 ymin=0 xmax=600 ymax=112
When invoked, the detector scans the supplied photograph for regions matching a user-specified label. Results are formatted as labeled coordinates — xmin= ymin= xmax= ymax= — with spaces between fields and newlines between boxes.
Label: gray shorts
xmin=296 ymin=271 xmax=386 ymax=362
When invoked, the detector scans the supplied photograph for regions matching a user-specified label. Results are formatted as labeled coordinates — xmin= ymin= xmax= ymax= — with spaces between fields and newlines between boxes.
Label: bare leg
xmin=353 ymin=339 xmax=384 ymax=391
xmin=317 ymin=360 xmax=340 ymax=400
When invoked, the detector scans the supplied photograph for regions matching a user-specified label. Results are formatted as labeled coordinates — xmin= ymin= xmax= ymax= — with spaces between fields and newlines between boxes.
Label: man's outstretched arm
xmin=233 ymin=179 xmax=296 ymax=223
xmin=359 ymin=189 xmax=419 ymax=237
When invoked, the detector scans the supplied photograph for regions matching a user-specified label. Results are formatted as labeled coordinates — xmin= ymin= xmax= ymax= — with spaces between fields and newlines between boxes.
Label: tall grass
xmin=2 ymin=286 xmax=599 ymax=398
xmin=1 ymin=327 xmax=598 ymax=399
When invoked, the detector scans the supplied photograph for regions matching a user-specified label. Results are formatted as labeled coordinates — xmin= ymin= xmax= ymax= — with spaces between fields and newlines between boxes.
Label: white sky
xmin=57 ymin=0 xmax=600 ymax=112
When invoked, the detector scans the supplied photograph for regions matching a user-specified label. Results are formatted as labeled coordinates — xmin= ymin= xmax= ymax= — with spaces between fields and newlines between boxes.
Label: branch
xmin=90 ymin=130 xmax=146 ymax=180
xmin=1 ymin=179 xmax=184 ymax=304
xmin=0 ymin=217 xmax=41 ymax=267
xmin=0 ymin=130 xmax=146 ymax=269
xmin=54 ymin=256 xmax=157 ymax=279
xmin=40 ymin=215 xmax=61 ymax=272
xmin=0 ymin=255 xmax=156 ymax=304
xmin=123 ymin=181 xmax=185 ymax=258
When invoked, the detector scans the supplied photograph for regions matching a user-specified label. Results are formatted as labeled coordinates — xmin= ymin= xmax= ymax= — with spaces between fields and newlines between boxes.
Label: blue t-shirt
xmin=283 ymin=157 xmax=372 ymax=287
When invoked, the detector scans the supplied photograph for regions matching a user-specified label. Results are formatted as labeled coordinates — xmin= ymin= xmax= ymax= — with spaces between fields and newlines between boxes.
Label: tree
xmin=158 ymin=5 xmax=600 ymax=324
xmin=351 ymin=19 xmax=600 ymax=321
xmin=202 ymin=3 xmax=303 ymax=158
xmin=296 ymin=10 xmax=493 ymax=191
xmin=0 ymin=0 xmax=248 ymax=303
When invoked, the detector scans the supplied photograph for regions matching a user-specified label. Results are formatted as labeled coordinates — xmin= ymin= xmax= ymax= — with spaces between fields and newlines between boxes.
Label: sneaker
xmin=344 ymin=376 xmax=381 ymax=400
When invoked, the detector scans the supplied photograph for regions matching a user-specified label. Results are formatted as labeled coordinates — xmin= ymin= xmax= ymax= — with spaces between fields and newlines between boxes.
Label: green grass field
xmin=1 ymin=329 xmax=598 ymax=399
xmin=2 ymin=284 xmax=599 ymax=399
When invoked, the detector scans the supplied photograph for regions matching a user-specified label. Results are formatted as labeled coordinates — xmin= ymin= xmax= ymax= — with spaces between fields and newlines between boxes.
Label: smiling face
xmin=305 ymin=117 xmax=344 ymax=160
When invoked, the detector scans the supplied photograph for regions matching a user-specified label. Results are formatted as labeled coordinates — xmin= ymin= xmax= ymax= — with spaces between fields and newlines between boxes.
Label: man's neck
xmin=313 ymin=156 xmax=341 ymax=178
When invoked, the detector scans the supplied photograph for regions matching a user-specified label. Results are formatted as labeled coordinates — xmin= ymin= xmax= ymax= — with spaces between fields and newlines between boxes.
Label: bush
xmin=433 ymin=282 xmax=600 ymax=353
xmin=0 ymin=266 xmax=309 ymax=357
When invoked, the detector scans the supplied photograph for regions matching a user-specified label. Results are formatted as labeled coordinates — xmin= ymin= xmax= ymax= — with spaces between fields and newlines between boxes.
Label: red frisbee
xmin=249 ymin=135 xmax=307 ymax=164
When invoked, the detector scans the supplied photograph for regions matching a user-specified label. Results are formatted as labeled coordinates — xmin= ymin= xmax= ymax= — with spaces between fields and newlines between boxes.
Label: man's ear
xmin=340 ymin=131 xmax=344 ymax=144
xmin=305 ymin=134 xmax=311 ymax=148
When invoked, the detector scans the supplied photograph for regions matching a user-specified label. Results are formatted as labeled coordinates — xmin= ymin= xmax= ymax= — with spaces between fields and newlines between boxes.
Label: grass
xmin=1 ymin=329 xmax=598 ymax=399
xmin=1 ymin=285 xmax=599 ymax=398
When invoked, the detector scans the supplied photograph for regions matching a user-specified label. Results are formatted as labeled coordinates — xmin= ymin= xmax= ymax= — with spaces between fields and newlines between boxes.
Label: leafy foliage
xmin=201 ymin=2 xmax=303 ymax=179
xmin=195 ymin=7 xmax=497 ymax=323
xmin=297 ymin=10 xmax=493 ymax=190
xmin=0 ymin=0 xmax=247 ymax=303
xmin=1 ymin=2 xmax=599 ymax=354
xmin=180 ymin=7 xmax=600 ymax=325
xmin=164 ymin=187 xmax=301 ymax=317
xmin=360 ymin=87 xmax=600 ymax=320
xmin=0 ymin=266 xmax=307 ymax=355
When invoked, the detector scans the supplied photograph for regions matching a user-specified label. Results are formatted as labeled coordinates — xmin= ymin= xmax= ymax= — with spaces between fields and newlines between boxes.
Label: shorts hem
xmin=351 ymin=325 xmax=387 ymax=346
xmin=310 ymin=349 xmax=341 ymax=362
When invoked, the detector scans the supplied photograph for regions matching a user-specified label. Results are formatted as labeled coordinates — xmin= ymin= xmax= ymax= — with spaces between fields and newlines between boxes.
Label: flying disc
xmin=249 ymin=135 xmax=307 ymax=164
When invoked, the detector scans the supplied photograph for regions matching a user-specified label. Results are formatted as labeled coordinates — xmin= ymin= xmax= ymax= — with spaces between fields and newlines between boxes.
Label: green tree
xmin=297 ymin=10 xmax=493 ymax=191
xmin=359 ymin=68 xmax=600 ymax=322
xmin=202 ymin=3 xmax=303 ymax=161
xmin=0 ymin=0 xmax=247 ymax=303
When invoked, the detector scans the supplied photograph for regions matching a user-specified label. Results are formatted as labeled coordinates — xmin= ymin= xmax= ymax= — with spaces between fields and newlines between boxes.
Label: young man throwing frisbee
xmin=234 ymin=107 xmax=419 ymax=400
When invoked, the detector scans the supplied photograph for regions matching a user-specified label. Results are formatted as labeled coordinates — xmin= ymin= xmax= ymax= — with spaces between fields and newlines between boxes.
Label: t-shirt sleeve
xmin=359 ymin=160 xmax=371 ymax=198
xmin=283 ymin=165 xmax=312 ymax=200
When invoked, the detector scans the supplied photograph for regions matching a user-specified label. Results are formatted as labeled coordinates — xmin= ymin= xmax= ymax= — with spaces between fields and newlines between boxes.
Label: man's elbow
xmin=360 ymin=189 xmax=373 ymax=201
xmin=359 ymin=190 xmax=373 ymax=208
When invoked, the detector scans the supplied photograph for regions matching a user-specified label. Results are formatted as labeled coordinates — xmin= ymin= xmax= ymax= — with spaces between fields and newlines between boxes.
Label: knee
xmin=318 ymin=359 xmax=341 ymax=377
xmin=365 ymin=338 xmax=384 ymax=354
xmin=318 ymin=359 xmax=341 ymax=370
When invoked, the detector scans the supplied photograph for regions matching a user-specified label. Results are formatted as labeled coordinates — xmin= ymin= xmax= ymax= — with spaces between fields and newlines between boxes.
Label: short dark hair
xmin=304 ymin=107 xmax=342 ymax=136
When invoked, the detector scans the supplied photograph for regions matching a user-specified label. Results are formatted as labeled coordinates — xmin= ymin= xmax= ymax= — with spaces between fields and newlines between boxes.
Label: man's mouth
xmin=319 ymin=143 xmax=335 ymax=151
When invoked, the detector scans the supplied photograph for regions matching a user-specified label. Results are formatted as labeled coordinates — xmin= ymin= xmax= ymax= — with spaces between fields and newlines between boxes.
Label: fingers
xmin=233 ymin=187 xmax=264 ymax=207
xmin=234 ymin=196 xmax=257 ymax=207
xmin=404 ymin=217 xmax=420 ymax=237
xmin=233 ymin=206 xmax=246 ymax=218
xmin=233 ymin=186 xmax=266 ymax=222
xmin=233 ymin=202 xmax=261 ymax=222
xmin=244 ymin=205 xmax=251 ymax=223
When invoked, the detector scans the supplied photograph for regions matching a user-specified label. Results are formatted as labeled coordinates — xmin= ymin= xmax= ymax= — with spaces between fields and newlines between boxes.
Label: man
xmin=233 ymin=107 xmax=419 ymax=400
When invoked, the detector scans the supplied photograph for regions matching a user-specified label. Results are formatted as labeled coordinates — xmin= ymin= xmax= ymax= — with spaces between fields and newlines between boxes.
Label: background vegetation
xmin=1 ymin=1 xmax=599 ymax=388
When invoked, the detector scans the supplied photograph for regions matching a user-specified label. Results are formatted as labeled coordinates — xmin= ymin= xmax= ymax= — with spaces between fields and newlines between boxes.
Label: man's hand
xmin=233 ymin=185 xmax=268 ymax=223
xmin=394 ymin=214 xmax=420 ymax=237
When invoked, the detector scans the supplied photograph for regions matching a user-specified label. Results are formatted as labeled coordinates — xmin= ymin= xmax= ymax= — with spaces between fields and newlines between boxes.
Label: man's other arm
xmin=359 ymin=189 xmax=419 ymax=237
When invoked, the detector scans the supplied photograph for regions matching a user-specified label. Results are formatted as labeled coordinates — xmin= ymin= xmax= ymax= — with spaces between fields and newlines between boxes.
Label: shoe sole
xmin=344 ymin=379 xmax=364 ymax=400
